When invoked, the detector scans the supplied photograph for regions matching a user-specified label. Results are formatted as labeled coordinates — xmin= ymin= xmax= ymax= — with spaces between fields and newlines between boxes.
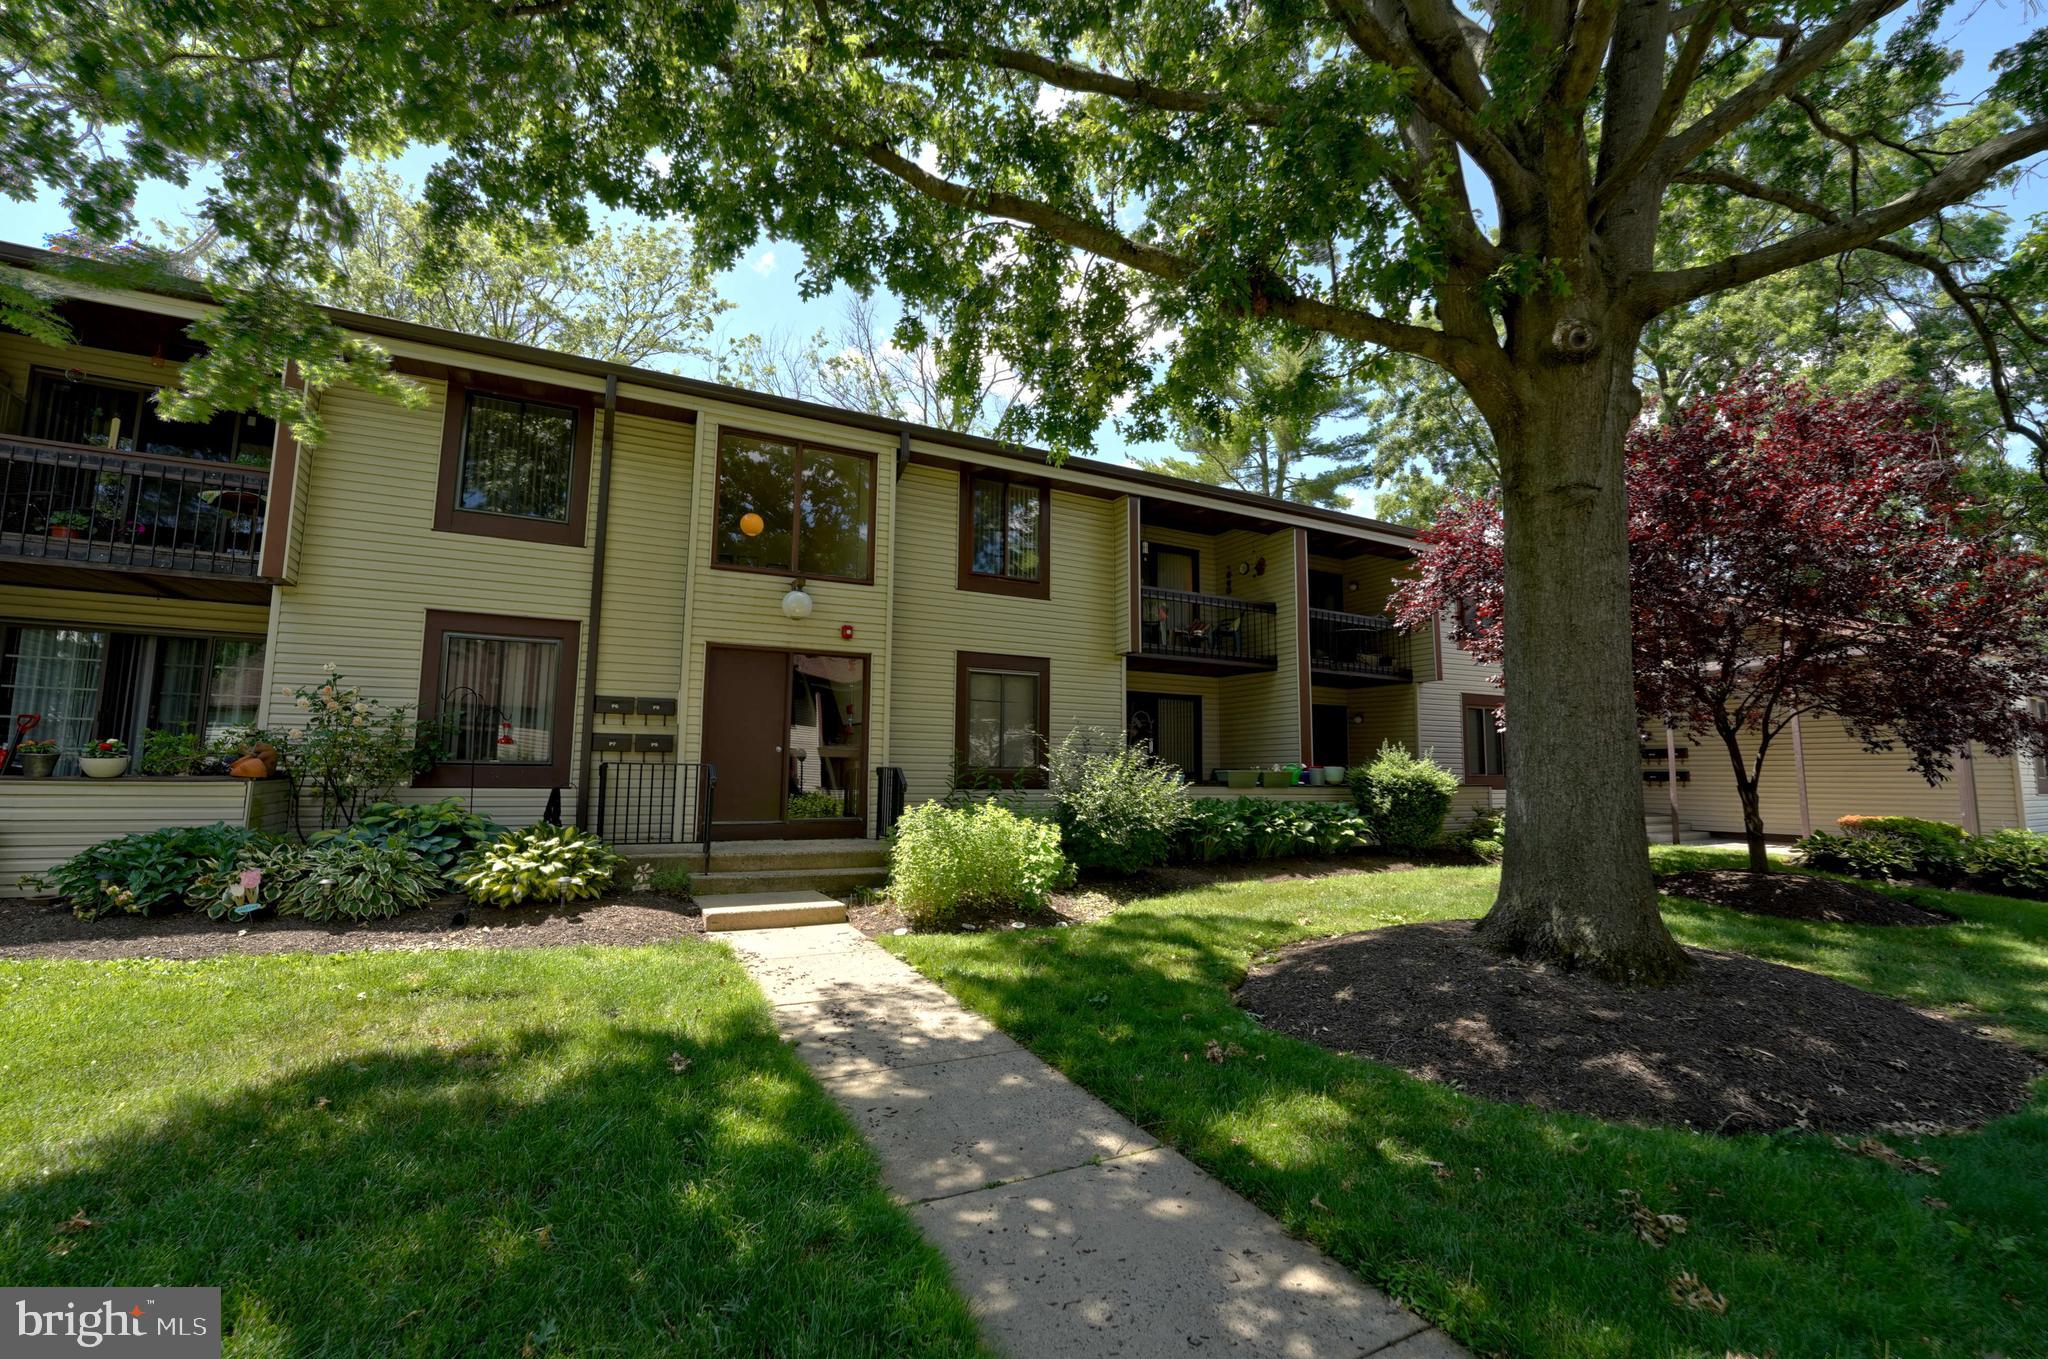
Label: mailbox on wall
xmin=633 ymin=733 xmax=676 ymax=755
xmin=596 ymin=695 xmax=635 ymax=718
xmin=592 ymin=731 xmax=633 ymax=754
xmin=635 ymin=697 xmax=678 ymax=718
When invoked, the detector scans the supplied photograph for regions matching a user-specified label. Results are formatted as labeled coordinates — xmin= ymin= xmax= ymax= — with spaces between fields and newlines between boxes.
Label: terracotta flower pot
xmin=47 ymin=525 xmax=83 ymax=540
xmin=19 ymin=751 xmax=58 ymax=779
xmin=78 ymin=755 xmax=129 ymax=779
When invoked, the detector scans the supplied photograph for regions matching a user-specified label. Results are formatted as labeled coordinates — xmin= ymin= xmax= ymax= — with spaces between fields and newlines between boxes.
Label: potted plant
xmin=1322 ymin=764 xmax=1347 ymax=786
xmin=78 ymin=737 xmax=129 ymax=778
xmin=1258 ymin=764 xmax=1295 ymax=788
xmin=43 ymin=510 xmax=90 ymax=540
xmin=1225 ymin=768 xmax=1258 ymax=789
xmin=15 ymin=738 xmax=59 ymax=778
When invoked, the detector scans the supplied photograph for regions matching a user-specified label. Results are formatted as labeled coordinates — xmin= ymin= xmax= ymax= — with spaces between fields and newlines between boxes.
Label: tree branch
xmin=1591 ymin=0 xmax=1729 ymax=220
xmin=1652 ymin=0 xmax=1914 ymax=178
xmin=879 ymin=35 xmax=1286 ymax=125
xmin=1634 ymin=119 xmax=2048 ymax=312
xmin=845 ymin=136 xmax=1497 ymax=372
xmin=1322 ymin=0 xmax=1540 ymax=213
xmin=1670 ymin=165 xmax=2048 ymax=459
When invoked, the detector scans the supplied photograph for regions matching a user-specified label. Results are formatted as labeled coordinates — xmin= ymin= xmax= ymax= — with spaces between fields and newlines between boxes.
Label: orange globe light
xmin=739 ymin=511 xmax=765 ymax=538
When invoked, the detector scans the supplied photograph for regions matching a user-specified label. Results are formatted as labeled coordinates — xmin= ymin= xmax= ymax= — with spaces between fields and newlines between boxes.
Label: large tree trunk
xmin=1481 ymin=344 xmax=1690 ymax=984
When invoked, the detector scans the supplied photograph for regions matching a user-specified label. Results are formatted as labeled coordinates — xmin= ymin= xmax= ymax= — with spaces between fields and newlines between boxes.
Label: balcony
xmin=1133 ymin=587 xmax=1278 ymax=675
xmin=1308 ymin=608 xmax=1416 ymax=685
xmin=0 ymin=436 xmax=271 ymax=591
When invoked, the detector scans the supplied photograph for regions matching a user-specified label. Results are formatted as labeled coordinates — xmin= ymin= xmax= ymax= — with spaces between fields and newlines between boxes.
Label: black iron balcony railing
xmin=0 ymin=436 xmax=270 ymax=577
xmin=1308 ymin=608 xmax=1416 ymax=680
xmin=1138 ymin=587 xmax=1278 ymax=665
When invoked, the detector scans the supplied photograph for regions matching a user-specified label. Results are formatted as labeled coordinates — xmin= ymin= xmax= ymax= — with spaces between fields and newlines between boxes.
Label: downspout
xmin=1663 ymin=720 xmax=1681 ymax=844
xmin=1958 ymin=741 xmax=1981 ymax=834
xmin=574 ymin=376 xmax=618 ymax=828
xmin=1790 ymin=711 xmax=1812 ymax=838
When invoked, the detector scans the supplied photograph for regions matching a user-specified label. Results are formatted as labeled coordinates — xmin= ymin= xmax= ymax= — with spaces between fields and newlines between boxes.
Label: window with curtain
xmin=713 ymin=431 xmax=875 ymax=580
xmin=1 ymin=627 xmax=108 ymax=773
xmin=965 ymin=474 xmax=1046 ymax=589
xmin=1463 ymin=698 xmax=1506 ymax=786
xmin=458 ymin=392 xmax=578 ymax=522
xmin=440 ymin=633 xmax=562 ymax=764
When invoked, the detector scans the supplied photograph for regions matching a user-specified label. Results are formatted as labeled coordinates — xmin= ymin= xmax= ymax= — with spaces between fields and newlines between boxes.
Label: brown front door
xmin=703 ymin=646 xmax=790 ymax=824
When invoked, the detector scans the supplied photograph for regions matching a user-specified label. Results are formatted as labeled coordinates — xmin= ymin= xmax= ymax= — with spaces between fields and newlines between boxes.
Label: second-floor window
xmin=458 ymin=393 xmax=578 ymax=523
xmin=714 ymin=430 xmax=876 ymax=582
xmin=959 ymin=472 xmax=1049 ymax=598
xmin=433 ymin=376 xmax=592 ymax=547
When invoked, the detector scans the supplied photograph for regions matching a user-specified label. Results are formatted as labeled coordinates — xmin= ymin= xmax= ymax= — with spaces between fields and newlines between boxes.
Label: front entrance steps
xmin=701 ymin=890 xmax=849 ymax=932
xmin=627 ymin=838 xmax=889 ymax=911
xmin=1644 ymin=815 xmax=1714 ymax=845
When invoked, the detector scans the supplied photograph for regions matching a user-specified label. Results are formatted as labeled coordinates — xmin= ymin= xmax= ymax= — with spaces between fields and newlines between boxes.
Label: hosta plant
xmin=322 ymin=797 xmax=505 ymax=883
xmin=26 ymin=823 xmax=268 ymax=919
xmin=456 ymin=825 xmax=624 ymax=907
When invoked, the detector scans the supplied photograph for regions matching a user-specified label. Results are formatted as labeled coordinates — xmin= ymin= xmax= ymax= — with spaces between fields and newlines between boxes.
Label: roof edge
xmin=0 ymin=239 xmax=1416 ymax=542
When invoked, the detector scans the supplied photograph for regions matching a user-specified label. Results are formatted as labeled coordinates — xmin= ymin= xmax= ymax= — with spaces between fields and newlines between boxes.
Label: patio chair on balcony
xmin=1210 ymin=614 xmax=1242 ymax=657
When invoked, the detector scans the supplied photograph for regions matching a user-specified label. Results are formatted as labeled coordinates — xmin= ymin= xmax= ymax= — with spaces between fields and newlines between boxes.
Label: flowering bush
xmin=279 ymin=665 xmax=418 ymax=825
xmin=455 ymin=825 xmax=624 ymax=907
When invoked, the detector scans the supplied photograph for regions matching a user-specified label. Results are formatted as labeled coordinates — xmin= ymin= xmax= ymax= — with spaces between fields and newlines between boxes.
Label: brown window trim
xmin=1461 ymin=691 xmax=1506 ymax=788
xmin=432 ymin=371 xmax=595 ymax=548
xmin=710 ymin=427 xmax=879 ymax=585
xmin=2033 ymin=699 xmax=2048 ymax=795
xmin=957 ymin=471 xmax=1052 ymax=599
xmin=417 ymin=610 xmax=581 ymax=789
xmin=954 ymin=651 xmax=1052 ymax=789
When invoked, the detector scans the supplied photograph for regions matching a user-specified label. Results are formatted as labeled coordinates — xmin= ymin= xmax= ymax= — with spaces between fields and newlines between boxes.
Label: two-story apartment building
xmin=3 ymin=242 xmax=2040 ymax=892
xmin=0 ymin=243 xmax=1508 ymax=890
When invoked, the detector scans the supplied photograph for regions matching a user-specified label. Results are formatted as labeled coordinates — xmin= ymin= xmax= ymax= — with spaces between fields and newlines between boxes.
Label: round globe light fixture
xmin=739 ymin=511 xmax=765 ymax=538
xmin=781 ymin=582 xmax=814 ymax=619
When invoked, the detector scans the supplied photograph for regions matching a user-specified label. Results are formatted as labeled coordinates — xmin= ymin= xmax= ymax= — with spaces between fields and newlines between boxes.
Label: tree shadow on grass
xmin=0 ymin=1018 xmax=985 ymax=1358
xmin=899 ymin=902 xmax=2048 ymax=1359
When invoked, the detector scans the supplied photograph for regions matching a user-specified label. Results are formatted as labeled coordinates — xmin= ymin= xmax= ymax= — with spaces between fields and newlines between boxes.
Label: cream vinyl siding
xmin=261 ymin=374 xmax=601 ymax=806
xmin=1211 ymin=526 xmax=1302 ymax=767
xmin=1418 ymin=599 xmax=1499 ymax=819
xmin=1 ymin=779 xmax=257 ymax=896
xmin=886 ymin=464 xmax=1125 ymax=800
xmin=677 ymin=411 xmax=897 ymax=775
xmin=1671 ymin=714 xmax=2019 ymax=837
xmin=594 ymin=411 xmax=692 ymax=699
xmin=2 ymin=586 xmax=269 ymax=637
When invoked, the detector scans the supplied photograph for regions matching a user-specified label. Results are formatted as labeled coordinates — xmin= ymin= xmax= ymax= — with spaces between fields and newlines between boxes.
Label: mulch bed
xmin=1661 ymin=869 xmax=1953 ymax=926
xmin=0 ymin=891 xmax=703 ymax=962
xmin=1236 ymin=919 xmax=2039 ymax=1135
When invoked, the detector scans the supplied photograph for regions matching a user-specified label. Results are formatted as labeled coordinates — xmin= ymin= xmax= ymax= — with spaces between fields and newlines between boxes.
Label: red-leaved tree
xmin=1398 ymin=377 xmax=2048 ymax=879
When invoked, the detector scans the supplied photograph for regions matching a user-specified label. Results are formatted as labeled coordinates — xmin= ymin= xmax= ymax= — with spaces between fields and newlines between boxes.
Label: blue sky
xmin=3 ymin=7 xmax=2041 ymax=499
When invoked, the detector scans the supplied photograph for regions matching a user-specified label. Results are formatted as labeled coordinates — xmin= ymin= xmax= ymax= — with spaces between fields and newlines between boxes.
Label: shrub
xmin=277 ymin=665 xmax=419 ymax=825
xmin=1792 ymin=830 xmax=1920 ymax=880
xmin=1046 ymin=728 xmax=1190 ymax=875
xmin=1962 ymin=829 xmax=2048 ymax=900
xmin=282 ymin=841 xmax=445 ymax=921
xmin=646 ymin=865 xmax=693 ymax=896
xmin=456 ymin=825 xmax=624 ymax=907
xmin=889 ymin=801 xmax=1070 ymax=929
xmin=322 ymin=797 xmax=506 ymax=882
xmin=138 ymin=728 xmax=205 ymax=776
xmin=1172 ymin=798 xmax=1372 ymax=863
xmin=1348 ymin=742 xmax=1458 ymax=853
xmin=786 ymin=789 xmax=849 ymax=818
xmin=24 ymin=823 xmax=269 ymax=919
xmin=1836 ymin=815 xmax=1966 ymax=883
xmin=1441 ymin=809 xmax=1505 ymax=864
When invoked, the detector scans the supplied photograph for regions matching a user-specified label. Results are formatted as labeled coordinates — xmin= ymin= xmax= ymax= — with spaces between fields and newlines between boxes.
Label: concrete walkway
xmin=723 ymin=923 xmax=1464 ymax=1359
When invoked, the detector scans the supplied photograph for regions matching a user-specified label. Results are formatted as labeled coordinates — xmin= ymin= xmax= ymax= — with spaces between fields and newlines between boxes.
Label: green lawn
xmin=883 ymin=849 xmax=2048 ymax=1359
xmin=0 ymin=942 xmax=988 ymax=1358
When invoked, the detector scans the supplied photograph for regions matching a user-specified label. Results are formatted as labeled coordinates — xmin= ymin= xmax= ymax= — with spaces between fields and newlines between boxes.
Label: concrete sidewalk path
xmin=723 ymin=922 xmax=1465 ymax=1359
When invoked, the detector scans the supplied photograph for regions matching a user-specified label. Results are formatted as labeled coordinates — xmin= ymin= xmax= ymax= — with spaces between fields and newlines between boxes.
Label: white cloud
xmin=750 ymin=250 xmax=778 ymax=275
xmin=644 ymin=149 xmax=673 ymax=176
